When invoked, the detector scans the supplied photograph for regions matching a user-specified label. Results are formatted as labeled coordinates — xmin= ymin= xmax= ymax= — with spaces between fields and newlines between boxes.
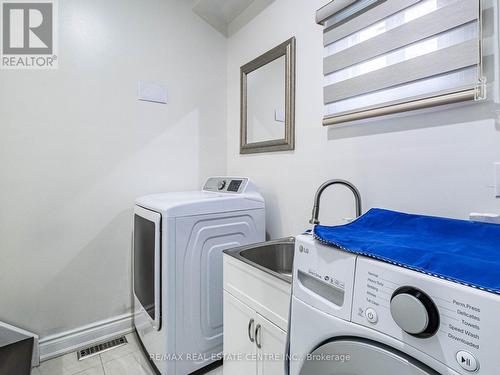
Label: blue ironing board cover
xmin=313 ymin=208 xmax=500 ymax=294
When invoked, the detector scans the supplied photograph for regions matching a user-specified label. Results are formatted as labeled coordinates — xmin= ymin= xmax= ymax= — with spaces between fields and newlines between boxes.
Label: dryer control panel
xmin=203 ymin=177 xmax=249 ymax=194
xmin=352 ymin=257 xmax=500 ymax=374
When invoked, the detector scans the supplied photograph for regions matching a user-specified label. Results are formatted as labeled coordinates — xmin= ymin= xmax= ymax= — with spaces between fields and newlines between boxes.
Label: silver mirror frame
xmin=240 ymin=37 xmax=296 ymax=154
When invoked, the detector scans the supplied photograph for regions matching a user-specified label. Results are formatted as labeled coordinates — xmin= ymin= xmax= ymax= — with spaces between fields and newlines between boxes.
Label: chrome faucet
xmin=309 ymin=179 xmax=362 ymax=225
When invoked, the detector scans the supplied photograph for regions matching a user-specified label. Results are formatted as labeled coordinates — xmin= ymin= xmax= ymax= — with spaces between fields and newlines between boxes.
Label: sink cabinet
xmin=223 ymin=292 xmax=258 ymax=375
xmin=223 ymin=254 xmax=291 ymax=375
xmin=255 ymin=311 xmax=288 ymax=375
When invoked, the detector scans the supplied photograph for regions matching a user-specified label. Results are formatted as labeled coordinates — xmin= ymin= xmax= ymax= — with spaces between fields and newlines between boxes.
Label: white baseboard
xmin=38 ymin=313 xmax=133 ymax=362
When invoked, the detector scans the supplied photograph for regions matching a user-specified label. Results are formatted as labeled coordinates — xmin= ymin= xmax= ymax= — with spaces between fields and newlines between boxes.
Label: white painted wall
xmin=0 ymin=0 xmax=226 ymax=338
xmin=227 ymin=0 xmax=500 ymax=239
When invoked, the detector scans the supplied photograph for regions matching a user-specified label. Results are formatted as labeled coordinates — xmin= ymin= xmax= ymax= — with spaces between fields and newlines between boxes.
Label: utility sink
xmin=224 ymin=237 xmax=295 ymax=283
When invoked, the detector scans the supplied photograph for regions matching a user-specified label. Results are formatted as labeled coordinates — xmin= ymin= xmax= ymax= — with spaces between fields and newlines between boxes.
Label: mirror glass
xmin=240 ymin=37 xmax=295 ymax=154
xmin=246 ymin=55 xmax=286 ymax=144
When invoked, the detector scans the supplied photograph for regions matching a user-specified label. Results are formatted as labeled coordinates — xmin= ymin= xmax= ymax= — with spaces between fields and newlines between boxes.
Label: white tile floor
xmin=32 ymin=333 xmax=223 ymax=375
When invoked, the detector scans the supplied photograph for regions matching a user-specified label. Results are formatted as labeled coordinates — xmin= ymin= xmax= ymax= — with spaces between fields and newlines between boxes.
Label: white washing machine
xmin=290 ymin=234 xmax=500 ymax=375
xmin=133 ymin=177 xmax=265 ymax=374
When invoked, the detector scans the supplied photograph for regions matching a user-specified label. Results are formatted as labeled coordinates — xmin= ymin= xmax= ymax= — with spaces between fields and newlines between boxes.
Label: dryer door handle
xmin=248 ymin=319 xmax=255 ymax=343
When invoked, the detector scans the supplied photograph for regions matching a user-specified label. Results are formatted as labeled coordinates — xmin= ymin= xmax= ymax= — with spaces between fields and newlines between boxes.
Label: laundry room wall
xmin=226 ymin=0 xmax=500 ymax=239
xmin=0 ymin=0 xmax=226 ymax=341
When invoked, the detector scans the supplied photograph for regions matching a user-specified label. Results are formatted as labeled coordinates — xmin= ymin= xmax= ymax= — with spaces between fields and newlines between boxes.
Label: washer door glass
xmin=300 ymin=338 xmax=440 ymax=375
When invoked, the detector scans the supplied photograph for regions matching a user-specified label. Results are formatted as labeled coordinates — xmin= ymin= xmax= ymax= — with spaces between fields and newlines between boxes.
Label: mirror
xmin=240 ymin=37 xmax=295 ymax=154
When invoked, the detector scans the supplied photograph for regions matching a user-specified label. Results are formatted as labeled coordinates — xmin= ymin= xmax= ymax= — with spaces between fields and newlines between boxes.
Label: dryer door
xmin=300 ymin=338 xmax=440 ymax=375
xmin=133 ymin=206 xmax=161 ymax=330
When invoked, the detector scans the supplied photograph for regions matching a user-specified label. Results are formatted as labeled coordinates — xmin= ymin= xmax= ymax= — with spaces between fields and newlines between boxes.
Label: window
xmin=316 ymin=0 xmax=485 ymax=126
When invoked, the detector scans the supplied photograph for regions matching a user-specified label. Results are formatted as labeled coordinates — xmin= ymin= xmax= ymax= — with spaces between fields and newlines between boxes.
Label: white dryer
xmin=290 ymin=234 xmax=500 ymax=375
xmin=133 ymin=177 xmax=265 ymax=374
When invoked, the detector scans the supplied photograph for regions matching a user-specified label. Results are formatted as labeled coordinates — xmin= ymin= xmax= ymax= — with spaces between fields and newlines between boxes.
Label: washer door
xmin=300 ymin=338 xmax=440 ymax=375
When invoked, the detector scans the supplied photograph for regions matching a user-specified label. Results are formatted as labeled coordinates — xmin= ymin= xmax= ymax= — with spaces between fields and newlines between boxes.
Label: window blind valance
xmin=317 ymin=0 xmax=485 ymax=126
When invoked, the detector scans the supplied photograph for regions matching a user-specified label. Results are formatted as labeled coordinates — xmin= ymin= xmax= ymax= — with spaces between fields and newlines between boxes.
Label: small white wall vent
xmin=138 ymin=81 xmax=167 ymax=104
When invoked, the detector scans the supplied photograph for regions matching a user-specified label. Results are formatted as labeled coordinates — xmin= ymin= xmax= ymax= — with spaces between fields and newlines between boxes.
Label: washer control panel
xmin=352 ymin=257 xmax=500 ymax=374
xmin=203 ymin=177 xmax=248 ymax=194
xmin=390 ymin=286 xmax=440 ymax=338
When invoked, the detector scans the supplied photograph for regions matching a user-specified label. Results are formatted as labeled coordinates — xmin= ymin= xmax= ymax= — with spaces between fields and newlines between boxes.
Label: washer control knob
xmin=365 ymin=308 xmax=378 ymax=324
xmin=456 ymin=351 xmax=479 ymax=372
xmin=390 ymin=287 xmax=439 ymax=338
xmin=218 ymin=180 xmax=227 ymax=190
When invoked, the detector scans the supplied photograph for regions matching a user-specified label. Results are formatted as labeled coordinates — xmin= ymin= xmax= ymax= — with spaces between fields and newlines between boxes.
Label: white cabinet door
xmin=223 ymin=291 xmax=257 ymax=375
xmin=256 ymin=313 xmax=287 ymax=375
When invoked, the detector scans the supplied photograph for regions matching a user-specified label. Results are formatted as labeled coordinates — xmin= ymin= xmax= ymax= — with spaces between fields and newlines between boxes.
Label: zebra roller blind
xmin=317 ymin=0 xmax=485 ymax=126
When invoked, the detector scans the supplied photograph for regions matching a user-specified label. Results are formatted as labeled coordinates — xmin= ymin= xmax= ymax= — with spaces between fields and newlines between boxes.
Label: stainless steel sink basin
xmin=224 ymin=237 xmax=295 ymax=283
